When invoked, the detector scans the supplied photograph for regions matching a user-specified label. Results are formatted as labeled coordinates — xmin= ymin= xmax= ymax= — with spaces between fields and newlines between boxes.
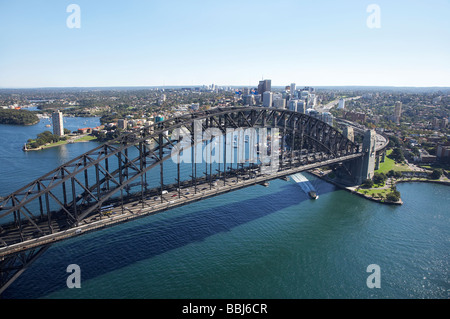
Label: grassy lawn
xmin=40 ymin=140 xmax=68 ymax=149
xmin=26 ymin=134 xmax=98 ymax=150
xmin=356 ymin=187 xmax=391 ymax=199
xmin=75 ymin=135 xmax=98 ymax=142
xmin=375 ymin=149 xmax=410 ymax=174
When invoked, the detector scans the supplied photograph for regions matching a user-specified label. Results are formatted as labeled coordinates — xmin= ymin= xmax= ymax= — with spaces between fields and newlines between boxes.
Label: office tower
xmin=394 ymin=101 xmax=402 ymax=124
xmin=258 ymin=79 xmax=271 ymax=95
xmin=262 ymin=91 xmax=273 ymax=107
xmin=52 ymin=110 xmax=64 ymax=136
xmin=290 ymin=83 xmax=296 ymax=98
xmin=244 ymin=95 xmax=255 ymax=106
xmin=297 ymin=100 xmax=306 ymax=113
xmin=308 ymin=94 xmax=316 ymax=108
xmin=338 ymin=98 xmax=345 ymax=110
xmin=288 ymin=99 xmax=298 ymax=112
xmin=273 ymin=98 xmax=286 ymax=109
xmin=301 ymin=90 xmax=309 ymax=100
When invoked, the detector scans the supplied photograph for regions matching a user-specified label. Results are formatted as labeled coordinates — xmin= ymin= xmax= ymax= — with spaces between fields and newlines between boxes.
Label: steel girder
xmin=0 ymin=107 xmax=360 ymax=251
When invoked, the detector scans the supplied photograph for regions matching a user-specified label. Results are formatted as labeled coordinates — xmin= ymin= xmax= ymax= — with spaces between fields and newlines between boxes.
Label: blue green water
xmin=0 ymin=118 xmax=448 ymax=299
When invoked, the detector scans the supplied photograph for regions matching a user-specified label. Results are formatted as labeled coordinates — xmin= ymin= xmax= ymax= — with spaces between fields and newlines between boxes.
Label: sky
xmin=0 ymin=0 xmax=449 ymax=88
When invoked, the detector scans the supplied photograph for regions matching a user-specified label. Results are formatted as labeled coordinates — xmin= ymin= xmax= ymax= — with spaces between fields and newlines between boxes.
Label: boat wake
xmin=290 ymin=173 xmax=318 ymax=199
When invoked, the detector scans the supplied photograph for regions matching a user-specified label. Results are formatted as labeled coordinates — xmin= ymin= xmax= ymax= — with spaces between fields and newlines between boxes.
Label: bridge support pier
xmin=336 ymin=129 xmax=377 ymax=186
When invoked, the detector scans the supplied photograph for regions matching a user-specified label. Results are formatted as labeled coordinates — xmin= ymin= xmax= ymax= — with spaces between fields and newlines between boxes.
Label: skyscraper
xmin=262 ymin=91 xmax=273 ymax=107
xmin=273 ymin=98 xmax=286 ymax=109
xmin=338 ymin=98 xmax=345 ymax=110
xmin=297 ymin=100 xmax=306 ymax=113
xmin=288 ymin=99 xmax=298 ymax=112
xmin=290 ymin=83 xmax=296 ymax=98
xmin=52 ymin=110 xmax=64 ymax=136
xmin=258 ymin=79 xmax=271 ymax=95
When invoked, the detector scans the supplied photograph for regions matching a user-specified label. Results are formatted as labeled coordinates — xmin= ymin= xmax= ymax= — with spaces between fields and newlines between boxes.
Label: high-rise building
xmin=322 ymin=112 xmax=334 ymax=126
xmin=300 ymin=90 xmax=309 ymax=100
xmin=244 ymin=95 xmax=255 ymax=106
xmin=338 ymin=98 xmax=345 ymax=110
xmin=288 ymin=99 xmax=298 ymax=112
xmin=52 ymin=110 xmax=64 ymax=136
xmin=262 ymin=91 xmax=273 ymax=107
xmin=290 ymin=83 xmax=296 ymax=98
xmin=297 ymin=100 xmax=306 ymax=113
xmin=258 ymin=79 xmax=271 ymax=95
xmin=273 ymin=98 xmax=286 ymax=109
xmin=117 ymin=119 xmax=128 ymax=130
xmin=308 ymin=94 xmax=316 ymax=108
xmin=394 ymin=101 xmax=402 ymax=124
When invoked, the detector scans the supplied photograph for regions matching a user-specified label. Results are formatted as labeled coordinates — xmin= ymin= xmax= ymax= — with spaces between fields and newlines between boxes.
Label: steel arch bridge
xmin=0 ymin=107 xmax=363 ymax=293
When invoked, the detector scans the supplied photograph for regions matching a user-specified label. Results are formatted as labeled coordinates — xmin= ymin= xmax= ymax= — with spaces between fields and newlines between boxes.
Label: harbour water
xmin=0 ymin=117 xmax=448 ymax=299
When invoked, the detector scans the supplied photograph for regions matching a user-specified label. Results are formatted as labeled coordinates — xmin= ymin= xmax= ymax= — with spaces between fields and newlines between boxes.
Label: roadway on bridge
xmin=0 ymin=152 xmax=363 ymax=258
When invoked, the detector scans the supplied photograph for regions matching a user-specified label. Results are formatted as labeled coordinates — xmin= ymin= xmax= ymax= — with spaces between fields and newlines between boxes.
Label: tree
xmin=430 ymin=169 xmax=443 ymax=180
xmin=362 ymin=179 xmax=374 ymax=188
xmin=386 ymin=192 xmax=400 ymax=202
xmin=373 ymin=172 xmax=387 ymax=185
xmin=389 ymin=148 xmax=405 ymax=163
xmin=394 ymin=171 xmax=403 ymax=178
xmin=388 ymin=135 xmax=402 ymax=148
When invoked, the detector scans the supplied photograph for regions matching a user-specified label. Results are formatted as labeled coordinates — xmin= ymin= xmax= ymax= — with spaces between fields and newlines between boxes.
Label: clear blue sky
xmin=0 ymin=0 xmax=449 ymax=88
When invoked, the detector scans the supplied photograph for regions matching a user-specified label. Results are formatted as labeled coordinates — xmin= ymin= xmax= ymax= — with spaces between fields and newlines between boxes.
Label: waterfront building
xmin=52 ymin=110 xmax=64 ymax=136
xmin=436 ymin=142 xmax=450 ymax=162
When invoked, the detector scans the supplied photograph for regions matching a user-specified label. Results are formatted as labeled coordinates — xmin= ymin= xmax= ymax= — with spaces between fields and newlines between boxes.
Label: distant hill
xmin=0 ymin=109 xmax=40 ymax=125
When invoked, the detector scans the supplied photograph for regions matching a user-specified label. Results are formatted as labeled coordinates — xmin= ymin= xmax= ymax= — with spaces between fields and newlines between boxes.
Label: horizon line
xmin=1 ymin=84 xmax=450 ymax=90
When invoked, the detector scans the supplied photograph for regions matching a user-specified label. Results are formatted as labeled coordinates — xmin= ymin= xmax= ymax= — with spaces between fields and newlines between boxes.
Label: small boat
xmin=308 ymin=190 xmax=319 ymax=200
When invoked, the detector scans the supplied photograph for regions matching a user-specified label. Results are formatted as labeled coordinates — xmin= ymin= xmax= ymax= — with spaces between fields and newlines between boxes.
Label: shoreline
xmin=308 ymin=170 xmax=450 ymax=205
xmin=23 ymin=134 xmax=98 ymax=151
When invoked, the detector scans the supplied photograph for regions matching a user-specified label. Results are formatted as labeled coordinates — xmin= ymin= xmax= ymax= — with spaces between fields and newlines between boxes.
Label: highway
xmin=316 ymin=96 xmax=361 ymax=112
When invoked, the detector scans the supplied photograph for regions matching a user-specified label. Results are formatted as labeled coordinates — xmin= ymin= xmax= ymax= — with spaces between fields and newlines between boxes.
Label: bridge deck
xmin=0 ymin=153 xmax=362 ymax=258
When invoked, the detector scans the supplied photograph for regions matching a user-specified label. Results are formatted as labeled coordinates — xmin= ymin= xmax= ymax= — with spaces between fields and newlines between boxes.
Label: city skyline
xmin=1 ymin=0 xmax=449 ymax=88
